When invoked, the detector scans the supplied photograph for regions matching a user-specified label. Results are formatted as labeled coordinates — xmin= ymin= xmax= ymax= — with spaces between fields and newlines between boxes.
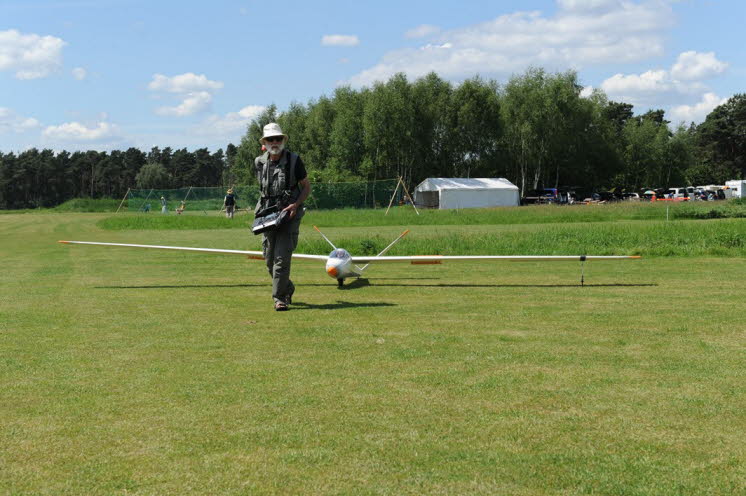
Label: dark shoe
xmin=285 ymin=286 xmax=294 ymax=305
xmin=274 ymin=301 xmax=288 ymax=312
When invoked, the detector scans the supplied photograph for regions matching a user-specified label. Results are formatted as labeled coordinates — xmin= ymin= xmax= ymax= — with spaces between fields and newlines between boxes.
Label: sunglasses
xmin=265 ymin=136 xmax=284 ymax=143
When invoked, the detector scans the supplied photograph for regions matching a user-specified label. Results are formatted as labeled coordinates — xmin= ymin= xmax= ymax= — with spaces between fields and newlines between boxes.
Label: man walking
xmin=223 ymin=188 xmax=236 ymax=219
xmin=254 ymin=123 xmax=311 ymax=311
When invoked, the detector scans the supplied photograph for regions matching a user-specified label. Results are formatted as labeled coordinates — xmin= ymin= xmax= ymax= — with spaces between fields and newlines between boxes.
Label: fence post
xmin=116 ymin=188 xmax=131 ymax=213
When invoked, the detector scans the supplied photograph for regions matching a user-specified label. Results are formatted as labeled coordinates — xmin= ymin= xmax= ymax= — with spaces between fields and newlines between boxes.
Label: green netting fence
xmin=123 ymin=179 xmax=401 ymax=213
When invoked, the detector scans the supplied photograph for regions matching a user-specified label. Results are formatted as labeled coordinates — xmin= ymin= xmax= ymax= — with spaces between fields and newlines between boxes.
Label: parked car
xmin=521 ymin=188 xmax=567 ymax=205
xmin=642 ymin=190 xmax=657 ymax=201
xmin=692 ymin=188 xmax=708 ymax=201
xmin=697 ymin=185 xmax=727 ymax=200
xmin=665 ymin=187 xmax=691 ymax=200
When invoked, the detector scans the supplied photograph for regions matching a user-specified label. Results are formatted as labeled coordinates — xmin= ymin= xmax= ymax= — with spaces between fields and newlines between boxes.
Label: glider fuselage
xmin=325 ymin=248 xmax=359 ymax=280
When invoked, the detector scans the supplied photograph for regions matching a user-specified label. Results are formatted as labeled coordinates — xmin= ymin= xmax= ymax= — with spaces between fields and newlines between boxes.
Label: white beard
xmin=267 ymin=142 xmax=284 ymax=155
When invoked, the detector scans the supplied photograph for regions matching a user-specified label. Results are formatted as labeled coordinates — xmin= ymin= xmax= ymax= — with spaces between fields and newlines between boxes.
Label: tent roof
xmin=415 ymin=178 xmax=518 ymax=192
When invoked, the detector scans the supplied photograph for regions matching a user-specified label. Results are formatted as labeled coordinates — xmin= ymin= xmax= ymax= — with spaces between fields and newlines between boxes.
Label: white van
xmin=725 ymin=180 xmax=746 ymax=198
xmin=666 ymin=187 xmax=690 ymax=199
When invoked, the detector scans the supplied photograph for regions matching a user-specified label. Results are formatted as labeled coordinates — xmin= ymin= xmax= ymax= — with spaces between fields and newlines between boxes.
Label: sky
xmin=1 ymin=0 xmax=743 ymax=153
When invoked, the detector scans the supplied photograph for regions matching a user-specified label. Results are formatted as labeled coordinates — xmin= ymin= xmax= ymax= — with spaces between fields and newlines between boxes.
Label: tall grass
xmin=92 ymin=202 xmax=746 ymax=258
xmin=53 ymin=198 xmax=122 ymax=212
xmin=0 ymin=198 xmax=122 ymax=213
xmin=98 ymin=201 xmax=746 ymax=231
xmin=312 ymin=201 xmax=746 ymax=225
xmin=98 ymin=213 xmax=244 ymax=230
xmin=91 ymin=216 xmax=746 ymax=258
xmin=295 ymin=220 xmax=746 ymax=257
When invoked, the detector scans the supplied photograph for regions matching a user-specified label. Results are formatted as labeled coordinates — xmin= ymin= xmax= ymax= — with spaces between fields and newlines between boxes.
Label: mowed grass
xmin=1 ymin=212 xmax=745 ymax=495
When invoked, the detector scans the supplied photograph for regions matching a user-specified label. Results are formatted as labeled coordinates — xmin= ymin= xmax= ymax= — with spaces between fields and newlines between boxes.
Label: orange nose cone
xmin=327 ymin=266 xmax=338 ymax=278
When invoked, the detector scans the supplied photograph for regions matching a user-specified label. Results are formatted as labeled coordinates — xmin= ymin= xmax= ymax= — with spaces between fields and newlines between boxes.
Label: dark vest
xmin=255 ymin=150 xmax=299 ymax=213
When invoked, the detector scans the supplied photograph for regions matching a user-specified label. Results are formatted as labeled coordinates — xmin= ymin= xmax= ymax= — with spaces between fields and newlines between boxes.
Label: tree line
xmin=0 ymin=146 xmax=236 ymax=209
xmin=1 ymin=68 xmax=744 ymax=209
xmin=235 ymin=69 xmax=745 ymax=195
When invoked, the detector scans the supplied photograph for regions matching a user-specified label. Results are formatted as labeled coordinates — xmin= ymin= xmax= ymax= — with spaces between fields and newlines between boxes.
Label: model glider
xmin=59 ymin=226 xmax=640 ymax=287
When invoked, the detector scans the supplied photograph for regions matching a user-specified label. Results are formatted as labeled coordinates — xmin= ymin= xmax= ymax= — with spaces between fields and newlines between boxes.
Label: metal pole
xmin=138 ymin=189 xmax=154 ymax=212
xmin=399 ymin=177 xmax=420 ymax=215
xmin=385 ymin=178 xmax=402 ymax=215
xmin=182 ymin=186 xmax=193 ymax=203
xmin=115 ymin=188 xmax=131 ymax=214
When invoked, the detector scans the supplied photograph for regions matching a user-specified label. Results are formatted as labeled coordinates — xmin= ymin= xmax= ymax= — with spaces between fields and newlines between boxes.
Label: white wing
xmin=350 ymin=255 xmax=640 ymax=264
xmin=58 ymin=241 xmax=329 ymax=262
xmin=59 ymin=241 xmax=639 ymax=264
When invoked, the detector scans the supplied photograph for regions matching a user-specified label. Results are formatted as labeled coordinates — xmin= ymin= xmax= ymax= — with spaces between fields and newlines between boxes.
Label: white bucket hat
xmin=260 ymin=122 xmax=287 ymax=143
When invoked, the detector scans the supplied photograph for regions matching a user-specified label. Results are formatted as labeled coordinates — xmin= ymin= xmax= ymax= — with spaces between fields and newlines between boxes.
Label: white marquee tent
xmin=413 ymin=178 xmax=519 ymax=209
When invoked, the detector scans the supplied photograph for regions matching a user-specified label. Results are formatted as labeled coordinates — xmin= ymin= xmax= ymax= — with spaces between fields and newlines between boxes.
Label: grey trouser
xmin=262 ymin=214 xmax=302 ymax=303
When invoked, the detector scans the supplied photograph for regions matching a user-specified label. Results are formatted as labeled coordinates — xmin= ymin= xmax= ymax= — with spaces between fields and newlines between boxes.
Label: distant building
xmin=413 ymin=178 xmax=520 ymax=209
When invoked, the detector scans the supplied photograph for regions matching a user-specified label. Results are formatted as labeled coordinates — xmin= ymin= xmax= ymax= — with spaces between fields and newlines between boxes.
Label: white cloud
xmin=348 ymin=1 xmax=673 ymax=86
xmin=191 ymin=105 xmax=266 ymax=138
xmin=598 ymin=49 xmax=729 ymax=124
xmin=0 ymin=29 xmax=66 ymax=79
xmin=599 ymin=50 xmax=727 ymax=108
xmin=669 ymin=93 xmax=728 ymax=124
xmin=0 ymin=107 xmax=41 ymax=133
xmin=155 ymin=91 xmax=213 ymax=117
xmin=43 ymin=121 xmax=121 ymax=142
xmin=601 ymin=69 xmax=672 ymax=95
xmin=148 ymin=73 xmax=223 ymax=93
xmin=148 ymin=73 xmax=223 ymax=117
xmin=405 ymin=24 xmax=441 ymax=39
xmin=670 ymin=51 xmax=728 ymax=81
xmin=71 ymin=67 xmax=86 ymax=80
xmin=321 ymin=35 xmax=360 ymax=47
xmin=557 ymin=0 xmax=623 ymax=12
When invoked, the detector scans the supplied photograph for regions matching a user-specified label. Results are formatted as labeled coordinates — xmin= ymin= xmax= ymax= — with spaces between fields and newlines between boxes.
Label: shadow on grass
xmin=96 ymin=284 xmax=260 ymax=289
xmin=342 ymin=278 xmax=658 ymax=289
xmin=361 ymin=282 xmax=658 ymax=288
xmin=290 ymin=300 xmax=396 ymax=310
xmin=97 ymin=280 xmax=657 ymax=290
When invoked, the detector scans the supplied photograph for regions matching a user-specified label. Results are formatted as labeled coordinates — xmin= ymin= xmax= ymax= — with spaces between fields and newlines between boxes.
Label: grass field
xmin=93 ymin=200 xmax=746 ymax=230
xmin=1 ymin=208 xmax=745 ymax=494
